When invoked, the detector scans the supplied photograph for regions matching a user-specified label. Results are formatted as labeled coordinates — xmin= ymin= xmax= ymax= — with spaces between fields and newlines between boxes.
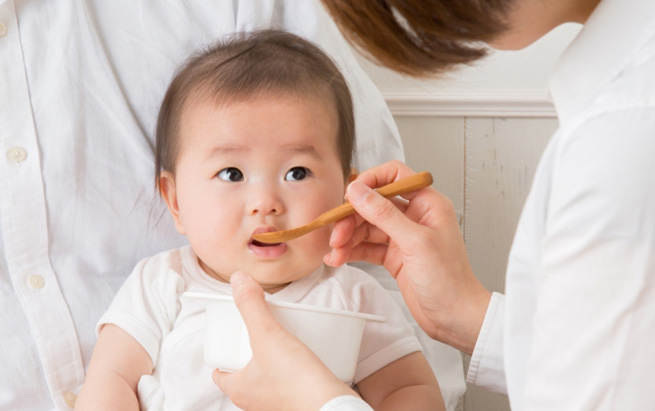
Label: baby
xmin=75 ymin=30 xmax=444 ymax=410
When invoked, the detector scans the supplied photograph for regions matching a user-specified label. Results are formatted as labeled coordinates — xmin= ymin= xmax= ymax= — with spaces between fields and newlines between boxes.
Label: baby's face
xmin=161 ymin=93 xmax=348 ymax=293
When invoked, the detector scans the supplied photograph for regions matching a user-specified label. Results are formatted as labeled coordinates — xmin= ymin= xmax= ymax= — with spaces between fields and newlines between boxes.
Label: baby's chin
xmin=246 ymin=270 xmax=305 ymax=293
xmin=198 ymin=268 xmax=289 ymax=292
xmin=202 ymin=255 xmax=326 ymax=291
xmin=241 ymin=262 xmax=326 ymax=293
xmin=259 ymin=281 xmax=293 ymax=294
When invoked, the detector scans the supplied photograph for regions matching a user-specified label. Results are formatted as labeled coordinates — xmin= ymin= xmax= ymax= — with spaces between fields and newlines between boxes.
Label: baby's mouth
xmin=250 ymin=227 xmax=282 ymax=247
xmin=250 ymin=239 xmax=281 ymax=247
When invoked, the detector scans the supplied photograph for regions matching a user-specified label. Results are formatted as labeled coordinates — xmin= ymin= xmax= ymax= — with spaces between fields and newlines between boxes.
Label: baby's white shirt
xmin=98 ymin=246 xmax=422 ymax=410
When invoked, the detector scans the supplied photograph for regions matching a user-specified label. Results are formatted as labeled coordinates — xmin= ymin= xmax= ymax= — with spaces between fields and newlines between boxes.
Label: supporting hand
xmin=212 ymin=272 xmax=358 ymax=410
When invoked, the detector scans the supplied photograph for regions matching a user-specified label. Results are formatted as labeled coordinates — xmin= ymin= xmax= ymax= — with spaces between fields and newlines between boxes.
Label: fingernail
xmin=230 ymin=271 xmax=247 ymax=287
xmin=347 ymin=181 xmax=372 ymax=204
xmin=329 ymin=229 xmax=337 ymax=246
xmin=323 ymin=252 xmax=333 ymax=266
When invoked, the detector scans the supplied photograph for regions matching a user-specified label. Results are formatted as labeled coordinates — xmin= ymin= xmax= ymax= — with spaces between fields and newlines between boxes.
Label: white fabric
xmin=98 ymin=246 xmax=423 ymax=410
xmin=467 ymin=0 xmax=655 ymax=409
xmin=0 ymin=1 xmax=407 ymax=410
xmin=466 ymin=292 xmax=505 ymax=394
xmin=319 ymin=395 xmax=373 ymax=411
xmin=350 ymin=262 xmax=466 ymax=411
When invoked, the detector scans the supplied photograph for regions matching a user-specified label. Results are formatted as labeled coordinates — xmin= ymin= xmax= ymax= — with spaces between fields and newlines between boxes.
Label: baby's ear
xmin=347 ymin=167 xmax=358 ymax=184
xmin=159 ymin=171 xmax=186 ymax=235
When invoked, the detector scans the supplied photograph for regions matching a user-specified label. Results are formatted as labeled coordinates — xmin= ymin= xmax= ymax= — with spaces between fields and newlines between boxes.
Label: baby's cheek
xmin=306 ymin=226 xmax=332 ymax=254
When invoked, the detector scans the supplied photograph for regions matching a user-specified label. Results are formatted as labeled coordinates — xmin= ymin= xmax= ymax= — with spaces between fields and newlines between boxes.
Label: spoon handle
xmin=316 ymin=171 xmax=433 ymax=225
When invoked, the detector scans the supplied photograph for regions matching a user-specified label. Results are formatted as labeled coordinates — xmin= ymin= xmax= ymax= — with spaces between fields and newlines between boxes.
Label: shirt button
xmin=64 ymin=392 xmax=77 ymax=408
xmin=0 ymin=22 xmax=7 ymax=37
xmin=27 ymin=274 xmax=45 ymax=289
xmin=7 ymin=147 xmax=27 ymax=163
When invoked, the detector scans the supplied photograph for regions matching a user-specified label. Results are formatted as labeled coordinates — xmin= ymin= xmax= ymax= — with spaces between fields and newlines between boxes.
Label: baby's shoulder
xmin=323 ymin=264 xmax=383 ymax=290
xmin=138 ymin=246 xmax=184 ymax=268
xmin=318 ymin=265 xmax=392 ymax=311
xmin=126 ymin=246 xmax=191 ymax=294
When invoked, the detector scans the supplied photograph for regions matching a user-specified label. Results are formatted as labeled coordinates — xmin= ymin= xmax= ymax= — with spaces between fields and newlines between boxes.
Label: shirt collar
xmin=182 ymin=244 xmax=326 ymax=301
xmin=266 ymin=264 xmax=326 ymax=303
xmin=549 ymin=0 xmax=655 ymax=125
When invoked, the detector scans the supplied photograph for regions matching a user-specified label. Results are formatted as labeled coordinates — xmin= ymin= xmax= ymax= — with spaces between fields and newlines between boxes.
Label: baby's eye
xmin=285 ymin=167 xmax=310 ymax=181
xmin=217 ymin=167 xmax=244 ymax=182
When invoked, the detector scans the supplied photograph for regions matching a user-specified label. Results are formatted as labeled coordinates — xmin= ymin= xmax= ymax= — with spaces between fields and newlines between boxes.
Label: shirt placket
xmin=0 ymin=1 xmax=84 ymax=409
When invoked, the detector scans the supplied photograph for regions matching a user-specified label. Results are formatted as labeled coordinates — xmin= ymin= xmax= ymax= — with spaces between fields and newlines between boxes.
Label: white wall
xmin=358 ymin=23 xmax=580 ymax=117
xmin=355 ymin=23 xmax=581 ymax=411
xmin=396 ymin=115 xmax=557 ymax=411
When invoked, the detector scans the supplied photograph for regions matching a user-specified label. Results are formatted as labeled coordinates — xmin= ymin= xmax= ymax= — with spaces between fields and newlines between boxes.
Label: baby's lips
xmin=251 ymin=226 xmax=278 ymax=237
xmin=250 ymin=226 xmax=282 ymax=246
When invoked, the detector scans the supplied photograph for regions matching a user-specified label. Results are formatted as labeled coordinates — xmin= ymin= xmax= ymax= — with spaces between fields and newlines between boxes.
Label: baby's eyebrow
xmin=205 ymin=145 xmax=246 ymax=159
xmin=205 ymin=143 xmax=320 ymax=160
xmin=283 ymin=144 xmax=320 ymax=160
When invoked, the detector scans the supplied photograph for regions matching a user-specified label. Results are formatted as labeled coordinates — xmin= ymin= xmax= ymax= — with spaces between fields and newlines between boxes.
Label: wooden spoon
xmin=252 ymin=171 xmax=433 ymax=244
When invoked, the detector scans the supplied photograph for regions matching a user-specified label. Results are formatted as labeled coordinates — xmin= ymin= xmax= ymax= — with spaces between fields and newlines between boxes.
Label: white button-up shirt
xmin=468 ymin=0 xmax=655 ymax=409
xmin=0 ymin=1 xmax=404 ymax=409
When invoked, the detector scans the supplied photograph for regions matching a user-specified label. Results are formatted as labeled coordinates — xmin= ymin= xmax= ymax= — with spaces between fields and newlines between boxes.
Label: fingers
xmin=229 ymin=271 xmax=282 ymax=341
xmin=345 ymin=181 xmax=417 ymax=244
xmin=352 ymin=160 xmax=418 ymax=196
xmin=212 ymin=369 xmax=235 ymax=395
xmin=327 ymin=194 xmax=412 ymax=267
xmin=344 ymin=243 xmax=391 ymax=268
xmin=331 ymin=197 xmax=409 ymax=248
xmin=327 ymin=217 xmax=383 ymax=267
xmin=327 ymin=162 xmax=432 ymax=269
xmin=329 ymin=215 xmax=356 ymax=249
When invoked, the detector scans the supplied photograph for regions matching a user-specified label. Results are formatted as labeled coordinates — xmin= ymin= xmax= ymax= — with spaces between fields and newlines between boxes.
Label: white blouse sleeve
xmin=466 ymin=292 xmax=507 ymax=394
xmin=518 ymin=105 xmax=655 ymax=409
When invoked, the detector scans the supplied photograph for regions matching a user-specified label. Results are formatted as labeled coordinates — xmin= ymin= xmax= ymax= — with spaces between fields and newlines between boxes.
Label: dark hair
xmin=155 ymin=29 xmax=355 ymax=187
xmin=320 ymin=0 xmax=512 ymax=77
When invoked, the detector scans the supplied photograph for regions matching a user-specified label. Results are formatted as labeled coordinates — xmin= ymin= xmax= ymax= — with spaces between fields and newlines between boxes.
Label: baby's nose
xmin=247 ymin=186 xmax=284 ymax=216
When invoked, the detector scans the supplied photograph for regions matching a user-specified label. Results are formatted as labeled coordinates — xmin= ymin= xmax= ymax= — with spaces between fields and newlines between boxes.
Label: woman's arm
xmin=357 ymin=352 xmax=444 ymax=411
xmin=74 ymin=324 xmax=152 ymax=410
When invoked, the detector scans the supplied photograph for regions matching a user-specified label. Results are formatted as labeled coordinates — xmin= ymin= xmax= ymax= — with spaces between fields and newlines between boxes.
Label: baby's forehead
xmin=178 ymin=90 xmax=340 ymax=140
xmin=180 ymin=88 xmax=340 ymax=131
xmin=187 ymin=85 xmax=335 ymax=109
xmin=175 ymin=86 xmax=349 ymax=168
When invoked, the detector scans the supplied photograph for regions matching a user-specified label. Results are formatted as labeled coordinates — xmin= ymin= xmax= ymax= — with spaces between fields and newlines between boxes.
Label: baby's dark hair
xmin=154 ymin=29 xmax=355 ymax=187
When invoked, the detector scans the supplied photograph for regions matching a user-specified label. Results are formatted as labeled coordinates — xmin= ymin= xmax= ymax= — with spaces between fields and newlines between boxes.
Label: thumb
xmin=230 ymin=271 xmax=282 ymax=342
xmin=347 ymin=181 xmax=415 ymax=242
xmin=212 ymin=369 xmax=235 ymax=394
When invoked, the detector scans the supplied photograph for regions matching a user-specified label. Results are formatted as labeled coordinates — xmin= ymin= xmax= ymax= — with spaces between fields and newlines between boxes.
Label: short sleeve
xmin=96 ymin=250 xmax=185 ymax=365
xmin=339 ymin=269 xmax=423 ymax=383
